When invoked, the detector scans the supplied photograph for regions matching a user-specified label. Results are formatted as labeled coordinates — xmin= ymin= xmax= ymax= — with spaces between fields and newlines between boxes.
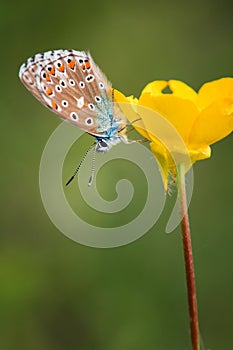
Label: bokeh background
xmin=1 ymin=0 xmax=233 ymax=348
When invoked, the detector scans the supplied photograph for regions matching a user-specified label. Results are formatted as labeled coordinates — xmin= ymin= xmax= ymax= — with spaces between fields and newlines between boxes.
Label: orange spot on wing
xmin=46 ymin=88 xmax=53 ymax=95
xmin=68 ymin=60 xmax=75 ymax=69
xmin=50 ymin=67 xmax=55 ymax=75
xmin=58 ymin=64 xmax=65 ymax=72
xmin=81 ymin=64 xmax=85 ymax=70
xmin=85 ymin=61 xmax=91 ymax=69
xmin=51 ymin=101 xmax=58 ymax=110
xmin=46 ymin=75 xmax=51 ymax=82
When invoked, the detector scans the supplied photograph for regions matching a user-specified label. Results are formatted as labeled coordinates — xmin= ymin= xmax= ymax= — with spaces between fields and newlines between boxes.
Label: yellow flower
xmin=114 ymin=78 xmax=233 ymax=191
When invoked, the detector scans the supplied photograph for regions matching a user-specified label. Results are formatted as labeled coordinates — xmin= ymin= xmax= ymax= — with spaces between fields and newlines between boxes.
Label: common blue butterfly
xmin=19 ymin=49 xmax=131 ymax=185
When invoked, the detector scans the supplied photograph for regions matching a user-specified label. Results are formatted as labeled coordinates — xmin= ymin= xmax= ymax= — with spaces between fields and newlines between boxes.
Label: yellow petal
xmin=189 ymin=146 xmax=211 ymax=163
xmin=139 ymin=92 xmax=199 ymax=142
xmin=150 ymin=141 xmax=170 ymax=192
xmin=113 ymin=80 xmax=233 ymax=190
xmin=189 ymin=97 xmax=233 ymax=146
xmin=197 ymin=77 xmax=233 ymax=110
xmin=150 ymin=141 xmax=211 ymax=191
xmin=141 ymin=80 xmax=198 ymax=102
xmin=113 ymin=89 xmax=151 ymax=140
xmin=113 ymin=88 xmax=138 ymax=123
xmin=141 ymin=80 xmax=168 ymax=96
xmin=126 ymin=95 xmax=139 ymax=105
xmin=112 ymin=89 xmax=139 ymax=107
xmin=168 ymin=80 xmax=198 ymax=104
xmin=112 ymin=88 xmax=130 ymax=104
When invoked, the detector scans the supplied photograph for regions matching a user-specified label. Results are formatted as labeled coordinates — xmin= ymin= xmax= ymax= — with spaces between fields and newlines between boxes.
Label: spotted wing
xmin=19 ymin=49 xmax=121 ymax=137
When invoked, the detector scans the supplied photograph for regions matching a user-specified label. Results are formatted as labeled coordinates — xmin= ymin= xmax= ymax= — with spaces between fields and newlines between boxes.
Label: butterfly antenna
xmin=66 ymin=142 xmax=96 ymax=186
xmin=88 ymin=144 xmax=97 ymax=186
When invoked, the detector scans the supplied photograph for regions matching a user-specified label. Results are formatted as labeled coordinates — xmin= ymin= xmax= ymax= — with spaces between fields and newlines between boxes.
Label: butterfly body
xmin=19 ymin=49 xmax=127 ymax=153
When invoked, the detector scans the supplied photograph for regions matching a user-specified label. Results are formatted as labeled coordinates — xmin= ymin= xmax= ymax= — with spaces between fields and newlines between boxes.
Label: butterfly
xmin=19 ymin=49 xmax=132 ymax=185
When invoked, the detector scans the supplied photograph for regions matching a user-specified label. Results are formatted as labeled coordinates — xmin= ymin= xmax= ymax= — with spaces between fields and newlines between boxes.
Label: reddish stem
xmin=178 ymin=164 xmax=199 ymax=350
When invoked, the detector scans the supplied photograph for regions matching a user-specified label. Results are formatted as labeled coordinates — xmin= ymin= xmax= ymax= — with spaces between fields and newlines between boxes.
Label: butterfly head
xmin=95 ymin=135 xmax=122 ymax=152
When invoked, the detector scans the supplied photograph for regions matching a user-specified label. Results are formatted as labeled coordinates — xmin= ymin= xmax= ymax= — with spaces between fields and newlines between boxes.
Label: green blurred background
xmin=1 ymin=0 xmax=233 ymax=348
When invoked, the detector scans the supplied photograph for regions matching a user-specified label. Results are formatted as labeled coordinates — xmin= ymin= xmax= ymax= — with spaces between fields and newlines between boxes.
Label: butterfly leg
xmin=118 ymin=117 xmax=142 ymax=133
xmin=118 ymin=134 xmax=148 ymax=144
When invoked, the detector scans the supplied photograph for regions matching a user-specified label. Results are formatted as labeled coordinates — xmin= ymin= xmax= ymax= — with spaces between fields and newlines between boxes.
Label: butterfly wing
xmin=19 ymin=49 xmax=124 ymax=137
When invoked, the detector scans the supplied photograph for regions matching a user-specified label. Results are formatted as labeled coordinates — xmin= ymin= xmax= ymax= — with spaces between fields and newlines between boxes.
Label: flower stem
xmin=177 ymin=164 xmax=200 ymax=350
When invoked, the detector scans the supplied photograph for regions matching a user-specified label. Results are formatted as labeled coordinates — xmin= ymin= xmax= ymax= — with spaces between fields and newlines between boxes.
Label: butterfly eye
xmin=95 ymin=96 xmax=101 ymax=102
xmin=100 ymin=140 xmax=108 ymax=148
xmin=62 ymin=100 xmax=69 ymax=107
xmin=88 ymin=103 xmax=95 ymax=110
xmin=69 ymin=79 xmax=75 ymax=86
xmin=96 ymin=140 xmax=109 ymax=152
xmin=79 ymin=81 xmax=85 ymax=88
xmin=99 ymin=82 xmax=105 ymax=89
xmin=85 ymin=117 xmax=93 ymax=125
xmin=60 ymin=80 xmax=67 ymax=88
xmin=70 ymin=112 xmax=78 ymax=121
